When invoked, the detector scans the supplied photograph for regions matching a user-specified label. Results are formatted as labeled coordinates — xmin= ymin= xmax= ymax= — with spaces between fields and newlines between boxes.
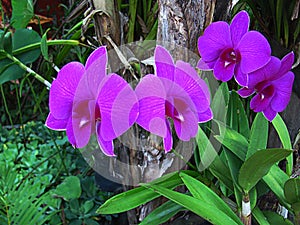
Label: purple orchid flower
xmin=238 ymin=52 xmax=294 ymax=121
xmin=197 ymin=10 xmax=271 ymax=86
xmin=46 ymin=46 xmax=139 ymax=156
xmin=135 ymin=46 xmax=213 ymax=152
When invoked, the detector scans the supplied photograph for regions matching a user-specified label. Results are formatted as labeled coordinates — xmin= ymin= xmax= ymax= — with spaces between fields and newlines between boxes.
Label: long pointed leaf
xmin=238 ymin=148 xmax=292 ymax=193
xmin=142 ymin=184 xmax=241 ymax=225
xmin=180 ymin=173 xmax=242 ymax=224
xmin=272 ymin=114 xmax=293 ymax=176
xmin=247 ymin=113 xmax=268 ymax=159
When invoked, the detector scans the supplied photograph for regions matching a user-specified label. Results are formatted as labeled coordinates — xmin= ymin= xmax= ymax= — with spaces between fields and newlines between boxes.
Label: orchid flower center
xmin=95 ymin=104 xmax=101 ymax=122
xmin=259 ymin=84 xmax=275 ymax=100
xmin=220 ymin=48 xmax=241 ymax=67
xmin=165 ymin=100 xmax=185 ymax=122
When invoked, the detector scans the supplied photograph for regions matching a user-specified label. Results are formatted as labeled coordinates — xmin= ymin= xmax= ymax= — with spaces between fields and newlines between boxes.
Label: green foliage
xmin=11 ymin=0 xmax=34 ymax=29
xmin=0 ymin=122 xmax=113 ymax=224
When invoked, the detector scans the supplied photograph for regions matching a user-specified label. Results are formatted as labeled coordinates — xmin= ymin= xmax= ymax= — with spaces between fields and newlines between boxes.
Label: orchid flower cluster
xmin=45 ymin=45 xmax=212 ymax=156
xmin=198 ymin=10 xmax=294 ymax=121
xmin=46 ymin=10 xmax=294 ymax=156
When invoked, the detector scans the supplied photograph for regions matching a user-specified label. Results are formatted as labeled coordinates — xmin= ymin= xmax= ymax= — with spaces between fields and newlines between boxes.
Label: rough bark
xmin=88 ymin=0 xmax=121 ymax=47
xmin=157 ymin=0 xmax=231 ymax=57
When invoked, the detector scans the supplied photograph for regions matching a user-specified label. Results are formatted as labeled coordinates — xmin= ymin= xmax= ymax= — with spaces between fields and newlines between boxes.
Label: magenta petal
xmin=213 ymin=57 xmax=235 ymax=82
xmin=155 ymin=45 xmax=175 ymax=81
xmin=238 ymin=87 xmax=255 ymax=98
xmin=98 ymin=74 xmax=139 ymax=141
xmin=230 ymin=11 xmax=249 ymax=47
xmin=234 ymin=63 xmax=247 ymax=86
xmin=250 ymin=94 xmax=272 ymax=112
xmin=66 ymin=118 xmax=76 ymax=147
xmin=247 ymin=57 xmax=281 ymax=88
xmin=175 ymin=61 xmax=211 ymax=112
xmin=238 ymin=31 xmax=271 ymax=73
xmin=50 ymin=62 xmax=85 ymax=119
xmin=85 ymin=47 xmax=107 ymax=97
xmin=163 ymin=120 xmax=173 ymax=152
xmin=72 ymin=100 xmax=95 ymax=148
xmin=271 ymin=71 xmax=294 ymax=112
xmin=45 ymin=113 xmax=67 ymax=130
xmin=276 ymin=52 xmax=294 ymax=79
xmin=262 ymin=107 xmax=277 ymax=121
xmin=198 ymin=107 xmax=213 ymax=122
xmin=197 ymin=59 xmax=214 ymax=70
xmin=135 ymin=75 xmax=167 ymax=137
xmin=198 ymin=21 xmax=232 ymax=62
xmin=96 ymin=122 xmax=115 ymax=156
xmin=173 ymin=108 xmax=198 ymax=141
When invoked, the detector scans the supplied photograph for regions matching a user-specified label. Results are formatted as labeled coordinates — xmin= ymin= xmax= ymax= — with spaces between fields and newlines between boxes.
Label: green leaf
xmin=53 ymin=176 xmax=81 ymax=201
xmin=41 ymin=29 xmax=50 ymax=61
xmin=284 ymin=177 xmax=300 ymax=204
xmin=247 ymin=113 xmax=268 ymax=159
xmin=97 ymin=171 xmax=198 ymax=214
xmin=180 ymin=173 xmax=242 ymax=224
xmin=272 ymin=114 xmax=293 ymax=176
xmin=196 ymin=126 xmax=218 ymax=171
xmin=227 ymin=91 xmax=250 ymax=138
xmin=128 ymin=0 xmax=138 ymax=42
xmin=11 ymin=0 xmax=34 ymax=29
xmin=139 ymin=200 xmax=184 ymax=225
xmin=13 ymin=29 xmax=41 ymax=64
xmin=263 ymin=211 xmax=293 ymax=225
xmin=142 ymin=183 xmax=241 ymax=225
xmin=224 ymin=149 xmax=243 ymax=189
xmin=3 ymin=32 xmax=12 ymax=54
xmin=214 ymin=121 xmax=248 ymax=161
xmin=211 ymin=82 xmax=229 ymax=122
xmin=252 ymin=206 xmax=270 ymax=225
xmin=238 ymin=148 xmax=292 ymax=193
xmin=263 ymin=165 xmax=291 ymax=209
xmin=0 ymin=29 xmax=41 ymax=84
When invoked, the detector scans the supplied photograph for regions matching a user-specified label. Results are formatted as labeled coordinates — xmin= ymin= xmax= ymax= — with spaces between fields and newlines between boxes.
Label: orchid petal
xmin=271 ymin=71 xmax=294 ymax=112
xmin=238 ymin=31 xmax=271 ymax=73
xmin=250 ymin=93 xmax=272 ymax=112
xmin=198 ymin=107 xmax=213 ymax=122
xmin=238 ymin=87 xmax=255 ymax=98
xmin=96 ymin=122 xmax=115 ymax=156
xmin=198 ymin=21 xmax=232 ymax=62
xmin=175 ymin=61 xmax=211 ymax=112
xmin=262 ymin=107 xmax=277 ymax=121
xmin=85 ymin=47 xmax=107 ymax=97
xmin=230 ymin=11 xmax=250 ymax=47
xmin=163 ymin=120 xmax=173 ymax=152
xmin=98 ymin=74 xmax=139 ymax=141
xmin=50 ymin=62 xmax=84 ymax=119
xmin=173 ymin=107 xmax=199 ymax=141
xmin=276 ymin=52 xmax=294 ymax=79
xmin=197 ymin=59 xmax=214 ymax=70
xmin=45 ymin=113 xmax=67 ymax=130
xmin=247 ymin=57 xmax=281 ymax=88
xmin=234 ymin=63 xmax=247 ymax=86
xmin=66 ymin=118 xmax=76 ymax=147
xmin=135 ymin=75 xmax=167 ymax=137
xmin=213 ymin=56 xmax=235 ymax=82
xmin=155 ymin=46 xmax=175 ymax=81
xmin=72 ymin=100 xmax=95 ymax=148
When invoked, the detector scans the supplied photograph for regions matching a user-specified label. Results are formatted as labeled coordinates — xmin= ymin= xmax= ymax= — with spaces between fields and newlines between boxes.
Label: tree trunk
xmin=89 ymin=0 xmax=232 ymax=224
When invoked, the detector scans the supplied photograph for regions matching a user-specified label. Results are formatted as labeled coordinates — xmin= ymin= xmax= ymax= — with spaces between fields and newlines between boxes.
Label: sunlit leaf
xmin=142 ymin=183 xmax=242 ymax=225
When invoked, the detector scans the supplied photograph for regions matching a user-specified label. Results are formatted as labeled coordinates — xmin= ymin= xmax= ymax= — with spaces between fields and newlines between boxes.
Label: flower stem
xmin=241 ymin=193 xmax=252 ymax=225
xmin=4 ymin=52 xmax=51 ymax=88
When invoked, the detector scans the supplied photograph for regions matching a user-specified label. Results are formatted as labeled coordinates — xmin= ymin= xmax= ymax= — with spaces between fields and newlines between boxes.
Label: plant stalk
xmin=241 ymin=193 xmax=251 ymax=225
